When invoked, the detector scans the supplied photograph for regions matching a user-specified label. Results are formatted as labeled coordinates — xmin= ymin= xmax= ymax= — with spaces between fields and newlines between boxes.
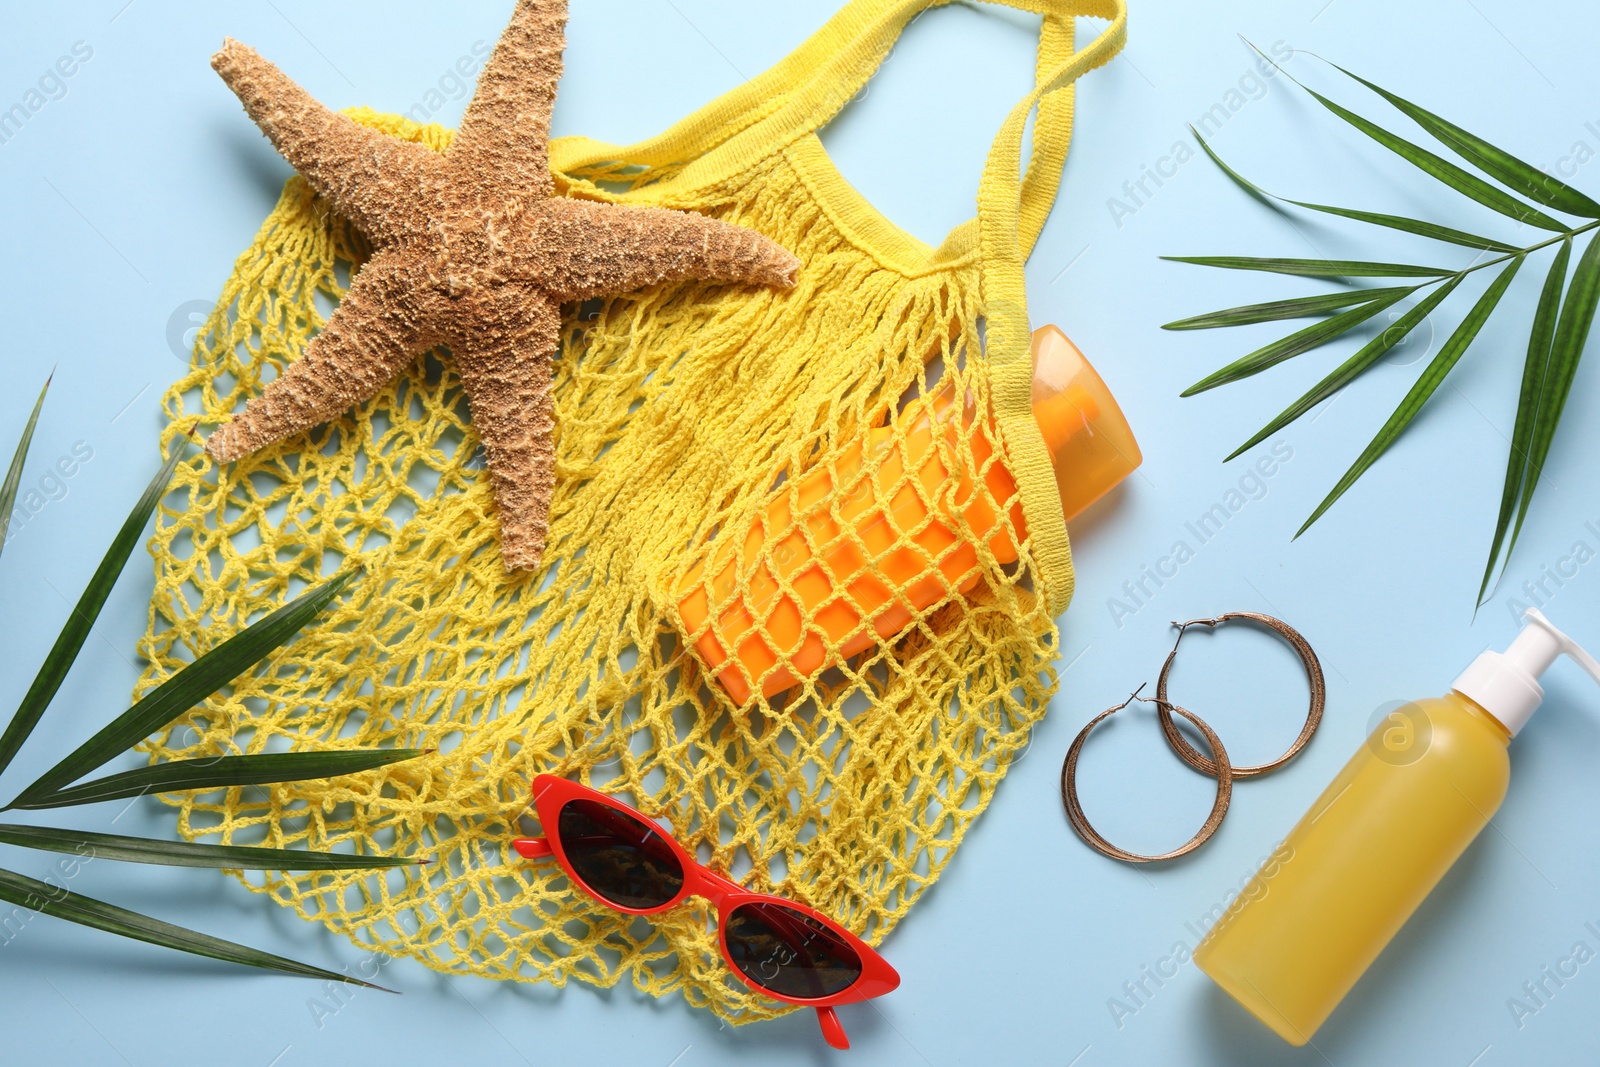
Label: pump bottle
xmin=1195 ymin=609 xmax=1600 ymax=1045
xmin=674 ymin=326 xmax=1141 ymax=704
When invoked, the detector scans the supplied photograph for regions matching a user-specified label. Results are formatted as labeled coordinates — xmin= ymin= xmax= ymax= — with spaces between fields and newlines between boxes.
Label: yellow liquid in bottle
xmin=1194 ymin=692 xmax=1511 ymax=1044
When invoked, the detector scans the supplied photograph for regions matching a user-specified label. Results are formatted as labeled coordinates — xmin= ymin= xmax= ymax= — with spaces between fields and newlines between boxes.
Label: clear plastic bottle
xmin=1195 ymin=609 xmax=1600 ymax=1044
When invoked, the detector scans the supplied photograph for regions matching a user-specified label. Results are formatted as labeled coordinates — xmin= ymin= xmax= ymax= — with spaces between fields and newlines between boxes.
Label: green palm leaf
xmin=1508 ymin=235 xmax=1600 ymax=555
xmin=1242 ymin=44 xmax=1567 ymax=232
xmin=1174 ymin=54 xmax=1600 ymax=592
xmin=1478 ymin=240 xmax=1571 ymax=604
xmin=1183 ymin=288 xmax=1412 ymax=396
xmin=12 ymin=571 xmax=358 ymax=806
xmin=1227 ymin=276 xmax=1464 ymax=459
xmin=0 ymin=439 xmax=189 ymax=780
xmin=0 ymin=867 xmax=392 ymax=990
xmin=1190 ymin=128 xmax=1519 ymax=252
xmin=0 ymin=376 xmax=50 ymax=559
xmin=1163 ymin=255 xmax=1449 ymax=278
xmin=1290 ymin=204 xmax=1519 ymax=253
xmin=1328 ymin=62 xmax=1600 ymax=219
xmin=1299 ymin=258 xmax=1523 ymax=535
xmin=1304 ymin=88 xmax=1566 ymax=232
xmin=1163 ymin=287 xmax=1417 ymax=331
xmin=10 ymin=750 xmax=425 ymax=810
xmin=0 ymin=824 xmax=415 ymax=870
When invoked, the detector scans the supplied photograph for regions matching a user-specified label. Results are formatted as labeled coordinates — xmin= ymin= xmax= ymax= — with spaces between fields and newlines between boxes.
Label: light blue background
xmin=2 ymin=1 xmax=1598 ymax=1064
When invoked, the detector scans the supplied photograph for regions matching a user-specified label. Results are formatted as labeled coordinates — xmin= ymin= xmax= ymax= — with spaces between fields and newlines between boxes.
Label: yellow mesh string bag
xmin=140 ymin=0 xmax=1125 ymax=1025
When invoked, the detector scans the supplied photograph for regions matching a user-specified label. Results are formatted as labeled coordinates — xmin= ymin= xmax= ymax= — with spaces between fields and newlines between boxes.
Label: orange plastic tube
xmin=675 ymin=326 xmax=1139 ymax=704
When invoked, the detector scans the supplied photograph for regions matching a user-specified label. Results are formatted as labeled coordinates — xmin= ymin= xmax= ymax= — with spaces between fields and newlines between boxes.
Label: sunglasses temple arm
xmin=816 ymin=1006 xmax=850 ymax=1050
xmin=512 ymin=837 xmax=554 ymax=859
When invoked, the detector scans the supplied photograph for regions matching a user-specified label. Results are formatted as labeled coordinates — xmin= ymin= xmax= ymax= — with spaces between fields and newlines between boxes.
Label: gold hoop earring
xmin=1154 ymin=612 xmax=1326 ymax=780
xmin=1060 ymin=687 xmax=1234 ymax=864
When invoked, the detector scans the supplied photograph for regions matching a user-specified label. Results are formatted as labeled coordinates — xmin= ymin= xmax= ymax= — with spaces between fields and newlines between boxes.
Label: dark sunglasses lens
xmin=724 ymin=901 xmax=863 ymax=1000
xmin=557 ymin=798 xmax=685 ymax=910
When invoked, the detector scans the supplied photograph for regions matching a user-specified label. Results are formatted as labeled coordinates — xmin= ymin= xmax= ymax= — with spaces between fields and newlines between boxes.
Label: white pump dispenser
xmin=1452 ymin=608 xmax=1600 ymax=735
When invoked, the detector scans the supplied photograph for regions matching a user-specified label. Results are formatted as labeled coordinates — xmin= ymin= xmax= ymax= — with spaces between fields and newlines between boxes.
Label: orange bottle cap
xmin=1028 ymin=325 xmax=1141 ymax=524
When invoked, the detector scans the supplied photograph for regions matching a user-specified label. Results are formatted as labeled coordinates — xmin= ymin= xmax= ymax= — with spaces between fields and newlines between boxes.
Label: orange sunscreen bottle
xmin=674 ymin=325 xmax=1141 ymax=705
xmin=1195 ymin=608 xmax=1600 ymax=1045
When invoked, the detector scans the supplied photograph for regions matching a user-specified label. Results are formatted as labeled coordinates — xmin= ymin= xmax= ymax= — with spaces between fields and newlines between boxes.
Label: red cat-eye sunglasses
xmin=513 ymin=774 xmax=899 ymax=1049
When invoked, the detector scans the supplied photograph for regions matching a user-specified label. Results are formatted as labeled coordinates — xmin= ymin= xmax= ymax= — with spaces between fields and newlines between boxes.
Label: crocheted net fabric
xmin=138 ymin=100 xmax=1069 ymax=1026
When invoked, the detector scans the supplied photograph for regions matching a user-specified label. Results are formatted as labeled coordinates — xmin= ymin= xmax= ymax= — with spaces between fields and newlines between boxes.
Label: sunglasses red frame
xmin=513 ymin=774 xmax=899 ymax=1049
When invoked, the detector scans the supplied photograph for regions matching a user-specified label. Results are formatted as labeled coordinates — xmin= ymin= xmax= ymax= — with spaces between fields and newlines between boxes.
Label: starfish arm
xmin=449 ymin=295 xmax=561 ymax=573
xmin=528 ymin=199 xmax=801 ymax=302
xmin=448 ymin=0 xmax=567 ymax=202
xmin=212 ymin=38 xmax=442 ymax=245
xmin=206 ymin=252 xmax=437 ymax=463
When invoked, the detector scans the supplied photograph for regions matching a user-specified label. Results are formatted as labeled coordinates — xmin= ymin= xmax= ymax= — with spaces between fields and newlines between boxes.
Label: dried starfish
xmin=205 ymin=0 xmax=799 ymax=572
